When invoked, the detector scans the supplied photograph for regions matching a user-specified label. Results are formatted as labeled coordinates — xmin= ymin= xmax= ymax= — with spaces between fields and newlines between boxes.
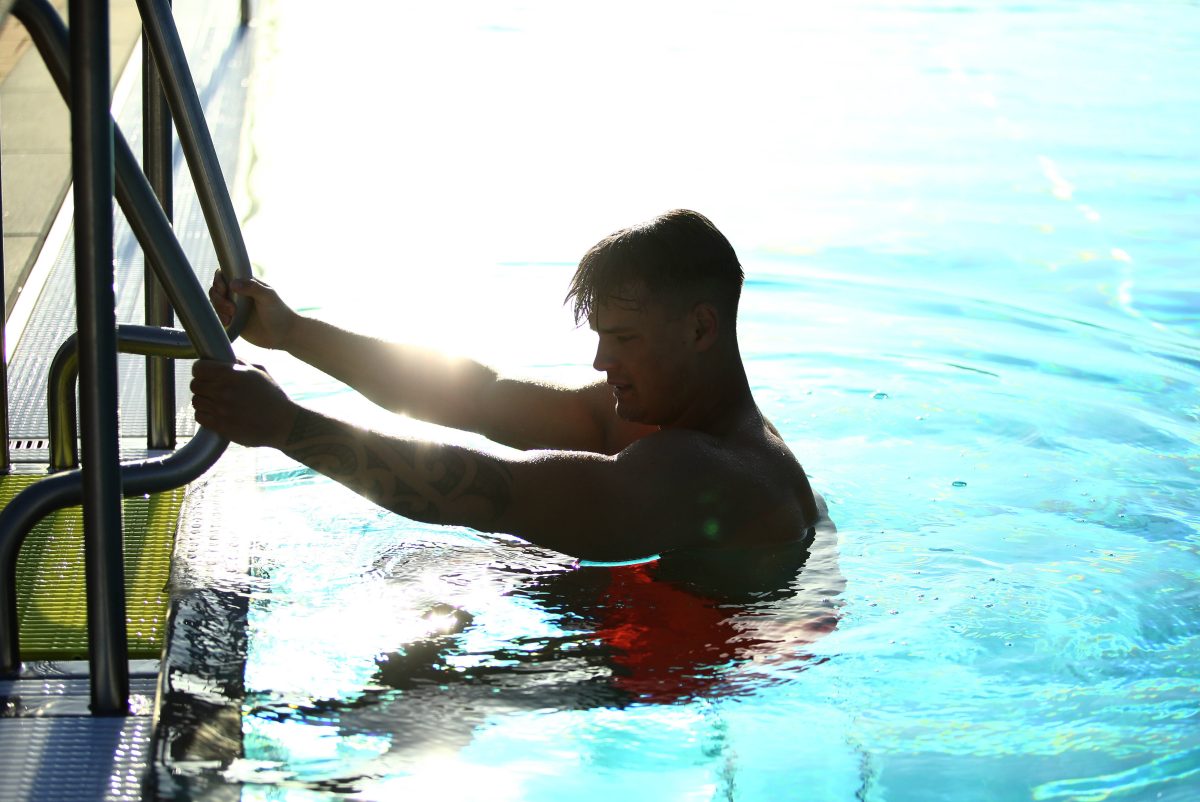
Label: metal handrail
xmin=23 ymin=0 xmax=253 ymax=469
xmin=143 ymin=0 xmax=176 ymax=453
xmin=136 ymin=0 xmax=252 ymax=336
xmin=0 ymin=0 xmax=239 ymax=711
xmin=49 ymin=327 xmax=197 ymax=472
xmin=0 ymin=130 xmax=9 ymax=476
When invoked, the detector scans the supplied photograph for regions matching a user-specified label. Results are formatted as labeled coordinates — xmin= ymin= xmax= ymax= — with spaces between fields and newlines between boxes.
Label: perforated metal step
xmin=0 ymin=715 xmax=153 ymax=801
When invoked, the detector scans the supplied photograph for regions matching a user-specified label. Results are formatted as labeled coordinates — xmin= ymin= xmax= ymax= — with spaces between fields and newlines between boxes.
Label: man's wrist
xmin=270 ymin=398 xmax=303 ymax=451
xmin=278 ymin=312 xmax=311 ymax=358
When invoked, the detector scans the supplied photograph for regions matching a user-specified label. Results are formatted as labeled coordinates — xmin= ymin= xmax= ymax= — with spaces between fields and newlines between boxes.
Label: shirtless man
xmin=191 ymin=209 xmax=823 ymax=564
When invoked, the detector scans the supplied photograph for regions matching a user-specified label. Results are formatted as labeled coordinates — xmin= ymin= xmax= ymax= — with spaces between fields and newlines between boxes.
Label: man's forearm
xmin=281 ymin=316 xmax=498 ymax=428
xmin=281 ymin=406 xmax=513 ymax=529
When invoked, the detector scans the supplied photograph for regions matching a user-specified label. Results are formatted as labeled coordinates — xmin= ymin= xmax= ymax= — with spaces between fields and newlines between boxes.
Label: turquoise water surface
xmin=217 ymin=1 xmax=1199 ymax=799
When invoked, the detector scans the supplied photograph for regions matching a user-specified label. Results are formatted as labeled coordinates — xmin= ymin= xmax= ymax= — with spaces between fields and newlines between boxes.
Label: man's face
xmin=590 ymin=291 xmax=695 ymax=425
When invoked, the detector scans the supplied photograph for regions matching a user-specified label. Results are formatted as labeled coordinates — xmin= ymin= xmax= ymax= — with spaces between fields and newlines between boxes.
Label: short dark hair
xmin=566 ymin=209 xmax=744 ymax=325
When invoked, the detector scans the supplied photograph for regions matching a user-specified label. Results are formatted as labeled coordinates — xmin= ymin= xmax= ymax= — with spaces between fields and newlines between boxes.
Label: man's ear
xmin=690 ymin=303 xmax=720 ymax=352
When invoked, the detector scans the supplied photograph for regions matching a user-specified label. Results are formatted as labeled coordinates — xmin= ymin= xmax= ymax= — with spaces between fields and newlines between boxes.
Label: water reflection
xmin=238 ymin=515 xmax=842 ymax=791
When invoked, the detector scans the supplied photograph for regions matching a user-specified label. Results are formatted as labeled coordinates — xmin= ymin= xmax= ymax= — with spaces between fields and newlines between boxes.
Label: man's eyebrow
xmin=596 ymin=324 xmax=636 ymax=335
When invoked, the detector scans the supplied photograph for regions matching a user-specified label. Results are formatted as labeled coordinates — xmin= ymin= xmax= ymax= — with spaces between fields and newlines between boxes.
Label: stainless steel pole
xmin=0 ymin=129 xmax=10 ymax=476
xmin=69 ymin=0 xmax=129 ymax=714
xmin=142 ymin=0 xmax=175 ymax=452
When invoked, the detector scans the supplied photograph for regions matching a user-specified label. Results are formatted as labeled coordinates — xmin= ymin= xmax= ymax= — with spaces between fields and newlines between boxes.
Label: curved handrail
xmin=49 ymin=327 xmax=198 ymax=471
xmin=0 ymin=0 xmax=239 ymax=676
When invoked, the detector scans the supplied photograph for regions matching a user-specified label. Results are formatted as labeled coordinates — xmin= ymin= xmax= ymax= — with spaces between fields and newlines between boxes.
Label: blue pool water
xmin=212 ymin=0 xmax=1199 ymax=799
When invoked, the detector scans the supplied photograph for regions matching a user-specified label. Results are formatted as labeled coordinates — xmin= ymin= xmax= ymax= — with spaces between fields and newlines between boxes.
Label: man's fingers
xmin=190 ymin=359 xmax=257 ymax=398
xmin=191 ymin=358 xmax=232 ymax=380
xmin=212 ymin=272 xmax=280 ymax=303
xmin=190 ymin=359 xmax=277 ymax=400
xmin=210 ymin=273 xmax=282 ymax=327
xmin=209 ymin=277 xmax=235 ymax=325
xmin=188 ymin=354 xmax=294 ymax=448
xmin=228 ymin=277 xmax=271 ymax=299
xmin=189 ymin=378 xmax=233 ymax=405
xmin=190 ymin=397 xmax=217 ymax=416
xmin=209 ymin=282 xmax=231 ymax=303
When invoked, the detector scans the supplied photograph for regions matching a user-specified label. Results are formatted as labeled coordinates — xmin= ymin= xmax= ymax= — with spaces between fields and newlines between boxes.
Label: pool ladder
xmin=0 ymin=0 xmax=253 ymax=714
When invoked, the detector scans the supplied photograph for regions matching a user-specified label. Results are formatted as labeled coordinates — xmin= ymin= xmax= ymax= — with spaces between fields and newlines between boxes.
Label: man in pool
xmin=191 ymin=209 xmax=825 ymax=564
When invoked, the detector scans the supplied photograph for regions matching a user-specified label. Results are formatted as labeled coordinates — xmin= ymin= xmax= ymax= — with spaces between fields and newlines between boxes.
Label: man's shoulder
xmin=614 ymin=426 xmax=723 ymax=461
xmin=612 ymin=424 xmax=787 ymax=485
xmin=611 ymin=425 xmax=818 ymax=550
xmin=615 ymin=419 xmax=790 ymax=460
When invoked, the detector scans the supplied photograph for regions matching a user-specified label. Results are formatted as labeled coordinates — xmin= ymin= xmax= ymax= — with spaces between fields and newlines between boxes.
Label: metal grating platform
xmin=2 ymin=476 xmax=184 ymax=660
xmin=0 ymin=715 xmax=153 ymax=801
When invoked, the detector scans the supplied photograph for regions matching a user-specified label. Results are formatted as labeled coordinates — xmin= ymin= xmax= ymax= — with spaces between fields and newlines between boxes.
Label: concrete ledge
xmin=0 ymin=0 xmax=141 ymax=318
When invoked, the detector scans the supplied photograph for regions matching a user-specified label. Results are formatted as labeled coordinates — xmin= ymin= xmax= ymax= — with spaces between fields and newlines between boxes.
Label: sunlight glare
xmin=239 ymin=0 xmax=897 ymax=376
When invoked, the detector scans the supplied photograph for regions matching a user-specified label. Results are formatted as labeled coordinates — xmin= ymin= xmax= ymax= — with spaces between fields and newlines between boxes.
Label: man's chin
xmin=614 ymin=401 xmax=644 ymax=423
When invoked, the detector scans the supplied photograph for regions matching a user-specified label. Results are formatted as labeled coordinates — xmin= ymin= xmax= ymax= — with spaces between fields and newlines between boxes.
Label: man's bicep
xmin=491 ymin=450 xmax=628 ymax=560
xmin=475 ymin=379 xmax=612 ymax=452
xmin=494 ymin=438 xmax=713 ymax=561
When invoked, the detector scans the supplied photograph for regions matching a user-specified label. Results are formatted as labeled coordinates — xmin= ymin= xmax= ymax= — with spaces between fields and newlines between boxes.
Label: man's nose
xmin=593 ymin=341 xmax=615 ymax=373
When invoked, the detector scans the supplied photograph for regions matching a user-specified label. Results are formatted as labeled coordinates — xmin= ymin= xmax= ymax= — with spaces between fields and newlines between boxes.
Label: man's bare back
xmin=191 ymin=210 xmax=824 ymax=563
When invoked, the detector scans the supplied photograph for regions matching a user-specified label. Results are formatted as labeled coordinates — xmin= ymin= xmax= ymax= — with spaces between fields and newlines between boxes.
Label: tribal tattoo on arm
xmin=282 ymin=407 xmax=514 ymax=528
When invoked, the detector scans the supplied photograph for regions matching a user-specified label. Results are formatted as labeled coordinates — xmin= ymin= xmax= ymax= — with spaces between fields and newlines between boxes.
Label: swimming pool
xmin=180 ymin=0 xmax=1199 ymax=798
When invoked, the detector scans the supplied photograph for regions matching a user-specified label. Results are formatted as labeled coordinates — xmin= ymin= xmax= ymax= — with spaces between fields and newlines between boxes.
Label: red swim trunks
xmin=593 ymin=561 xmax=747 ymax=703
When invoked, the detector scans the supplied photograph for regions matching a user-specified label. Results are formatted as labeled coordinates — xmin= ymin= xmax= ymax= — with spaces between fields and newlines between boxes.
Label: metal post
xmin=142 ymin=0 xmax=175 ymax=452
xmin=0 ymin=129 xmax=10 ymax=475
xmin=69 ymin=0 xmax=129 ymax=714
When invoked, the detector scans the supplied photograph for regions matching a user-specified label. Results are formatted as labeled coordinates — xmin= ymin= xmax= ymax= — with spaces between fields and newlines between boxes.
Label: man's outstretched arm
xmin=281 ymin=405 xmax=516 ymax=530
xmin=281 ymin=409 xmax=724 ymax=562
xmin=211 ymin=274 xmax=643 ymax=453
xmin=191 ymin=360 xmax=719 ymax=562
